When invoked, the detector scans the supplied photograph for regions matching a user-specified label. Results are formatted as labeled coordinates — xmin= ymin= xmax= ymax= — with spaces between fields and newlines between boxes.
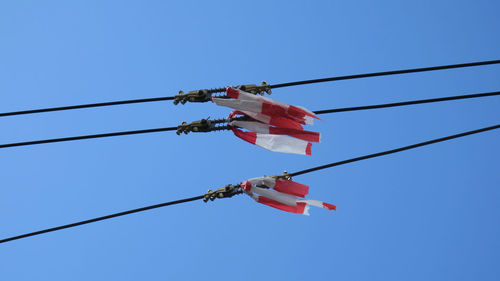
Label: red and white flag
xmin=213 ymin=87 xmax=319 ymax=125
xmin=212 ymin=87 xmax=321 ymax=155
xmin=231 ymin=120 xmax=320 ymax=142
xmin=241 ymin=177 xmax=336 ymax=215
xmin=232 ymin=128 xmax=313 ymax=155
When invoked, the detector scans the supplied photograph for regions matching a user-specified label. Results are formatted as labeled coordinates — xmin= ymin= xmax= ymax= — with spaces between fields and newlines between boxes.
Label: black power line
xmin=1 ymin=123 xmax=498 ymax=244
xmin=312 ymin=91 xmax=500 ymax=115
xmin=1 ymin=60 xmax=498 ymax=117
xmin=0 ymin=195 xmax=204 ymax=244
xmin=271 ymin=59 xmax=500 ymax=89
xmin=1 ymin=90 xmax=499 ymax=150
xmin=0 ymin=96 xmax=175 ymax=118
xmin=0 ymin=127 xmax=177 ymax=149
xmin=288 ymin=124 xmax=500 ymax=177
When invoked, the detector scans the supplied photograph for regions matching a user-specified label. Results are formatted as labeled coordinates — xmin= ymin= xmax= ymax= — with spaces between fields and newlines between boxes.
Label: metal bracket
xmin=173 ymin=82 xmax=270 ymax=105
xmin=274 ymin=171 xmax=292 ymax=181
xmin=236 ymin=81 xmax=271 ymax=96
xmin=173 ymin=89 xmax=212 ymax=105
xmin=173 ymin=87 xmax=227 ymax=105
xmin=176 ymin=118 xmax=229 ymax=135
xmin=204 ymin=184 xmax=242 ymax=202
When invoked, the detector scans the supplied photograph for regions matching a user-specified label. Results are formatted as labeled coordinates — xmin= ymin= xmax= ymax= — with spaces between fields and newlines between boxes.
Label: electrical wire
xmin=0 ymin=127 xmax=177 ymax=149
xmin=1 ymin=60 xmax=498 ymax=117
xmin=270 ymin=59 xmax=500 ymax=89
xmin=312 ymin=91 xmax=500 ymax=115
xmin=0 ymin=96 xmax=175 ymax=118
xmin=1 ymin=123 xmax=498 ymax=244
xmin=0 ymin=90 xmax=499 ymax=150
xmin=0 ymin=195 xmax=204 ymax=244
xmin=288 ymin=124 xmax=500 ymax=177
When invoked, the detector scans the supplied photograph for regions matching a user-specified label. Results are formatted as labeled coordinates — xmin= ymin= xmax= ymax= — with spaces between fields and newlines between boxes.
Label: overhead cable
xmin=0 ymin=96 xmax=175 ymax=118
xmin=0 ymin=127 xmax=177 ymax=149
xmin=1 ymin=59 xmax=498 ymax=117
xmin=270 ymin=59 xmax=500 ymax=89
xmin=0 ymin=195 xmax=205 ymax=244
xmin=288 ymin=124 xmax=500 ymax=177
xmin=1 ymin=91 xmax=499 ymax=150
xmin=0 ymin=123 xmax=498 ymax=244
xmin=313 ymin=91 xmax=500 ymax=115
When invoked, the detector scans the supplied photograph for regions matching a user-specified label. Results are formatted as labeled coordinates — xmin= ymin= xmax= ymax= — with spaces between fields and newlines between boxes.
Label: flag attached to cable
xmin=241 ymin=177 xmax=336 ymax=215
xmin=212 ymin=87 xmax=321 ymax=155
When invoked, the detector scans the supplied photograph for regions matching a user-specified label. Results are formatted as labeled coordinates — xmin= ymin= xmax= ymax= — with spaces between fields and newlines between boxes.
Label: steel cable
xmin=1 ymin=60 xmax=498 ymax=117
xmin=0 ymin=195 xmax=204 ymax=244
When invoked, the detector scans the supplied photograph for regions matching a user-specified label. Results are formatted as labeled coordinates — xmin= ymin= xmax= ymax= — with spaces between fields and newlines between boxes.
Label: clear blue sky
xmin=1 ymin=1 xmax=499 ymax=280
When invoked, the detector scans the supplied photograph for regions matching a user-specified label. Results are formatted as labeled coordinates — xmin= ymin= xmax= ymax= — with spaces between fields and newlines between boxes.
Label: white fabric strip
xmin=250 ymin=186 xmax=298 ymax=206
xmin=212 ymin=97 xmax=263 ymax=113
xmin=303 ymin=205 xmax=311 ymax=215
xmin=253 ymin=134 xmax=310 ymax=155
xmin=248 ymin=176 xmax=276 ymax=188
xmin=236 ymin=89 xmax=316 ymax=125
xmin=295 ymin=105 xmax=317 ymax=119
xmin=297 ymin=199 xmax=323 ymax=208
xmin=303 ymin=116 xmax=314 ymax=125
xmin=238 ymin=89 xmax=290 ymax=110
xmin=231 ymin=120 xmax=270 ymax=134
xmin=239 ymin=110 xmax=271 ymax=124
xmin=218 ymin=89 xmax=316 ymax=125
xmin=232 ymin=89 xmax=260 ymax=101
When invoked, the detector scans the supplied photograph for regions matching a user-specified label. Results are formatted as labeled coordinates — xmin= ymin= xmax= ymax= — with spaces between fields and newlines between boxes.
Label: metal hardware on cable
xmin=0 ymin=117 xmax=234 ymax=149
xmin=203 ymin=184 xmax=242 ymax=202
xmin=235 ymin=81 xmax=272 ymax=96
xmin=173 ymin=82 xmax=271 ymax=105
xmin=176 ymin=118 xmax=230 ymax=135
xmin=274 ymin=171 xmax=292 ymax=181
xmin=173 ymin=88 xmax=224 ymax=105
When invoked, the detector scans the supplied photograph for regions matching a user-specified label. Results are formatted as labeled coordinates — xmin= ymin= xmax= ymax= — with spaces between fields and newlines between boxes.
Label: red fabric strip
xmin=232 ymin=128 xmax=257 ymax=144
xmin=241 ymin=180 xmax=252 ymax=192
xmin=274 ymin=179 xmax=309 ymax=198
xmin=268 ymin=127 xmax=320 ymax=142
xmin=269 ymin=116 xmax=304 ymax=130
xmin=288 ymin=105 xmax=319 ymax=119
xmin=257 ymin=197 xmax=306 ymax=214
xmin=226 ymin=87 xmax=240 ymax=99
xmin=322 ymin=202 xmax=337 ymax=211
xmin=261 ymin=101 xmax=288 ymax=118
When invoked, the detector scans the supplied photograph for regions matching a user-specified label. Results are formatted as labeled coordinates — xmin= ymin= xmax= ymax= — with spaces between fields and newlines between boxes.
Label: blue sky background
xmin=1 ymin=1 xmax=499 ymax=280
